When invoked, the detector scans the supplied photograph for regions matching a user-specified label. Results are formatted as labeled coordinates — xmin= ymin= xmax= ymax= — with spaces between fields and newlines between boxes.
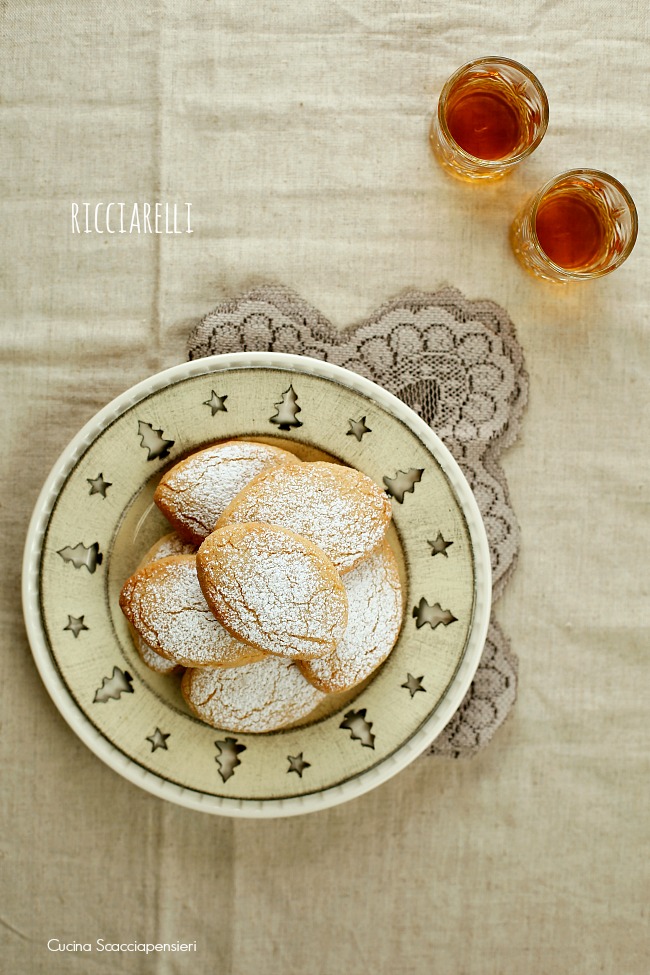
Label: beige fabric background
xmin=1 ymin=2 xmax=648 ymax=973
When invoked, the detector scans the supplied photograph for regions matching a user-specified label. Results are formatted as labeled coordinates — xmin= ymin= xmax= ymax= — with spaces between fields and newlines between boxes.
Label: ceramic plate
xmin=22 ymin=352 xmax=491 ymax=817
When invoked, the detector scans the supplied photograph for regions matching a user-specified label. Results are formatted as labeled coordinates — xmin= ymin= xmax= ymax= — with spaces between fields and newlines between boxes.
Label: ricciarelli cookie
xmin=196 ymin=522 xmax=348 ymax=660
xmin=130 ymin=532 xmax=199 ymax=675
xmin=182 ymin=656 xmax=327 ymax=733
xmin=153 ymin=439 xmax=299 ymax=545
xmin=119 ymin=555 xmax=265 ymax=668
xmin=299 ymin=541 xmax=403 ymax=693
xmin=217 ymin=461 xmax=392 ymax=573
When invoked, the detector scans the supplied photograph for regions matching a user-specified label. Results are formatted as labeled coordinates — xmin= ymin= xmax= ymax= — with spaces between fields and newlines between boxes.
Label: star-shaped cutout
xmin=87 ymin=473 xmax=112 ymax=498
xmin=346 ymin=416 xmax=372 ymax=442
xmin=146 ymin=728 xmax=170 ymax=752
xmin=63 ymin=614 xmax=89 ymax=638
xmin=401 ymin=673 xmax=426 ymax=697
xmin=204 ymin=390 xmax=228 ymax=416
xmin=428 ymin=532 xmax=453 ymax=557
xmin=287 ymin=753 xmax=311 ymax=777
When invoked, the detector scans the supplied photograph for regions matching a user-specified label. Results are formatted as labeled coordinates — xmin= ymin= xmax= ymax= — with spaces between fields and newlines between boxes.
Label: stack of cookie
xmin=119 ymin=440 xmax=403 ymax=733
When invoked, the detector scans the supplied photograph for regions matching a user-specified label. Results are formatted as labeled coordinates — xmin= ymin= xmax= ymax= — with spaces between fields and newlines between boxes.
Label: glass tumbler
xmin=511 ymin=169 xmax=638 ymax=282
xmin=430 ymin=57 xmax=549 ymax=181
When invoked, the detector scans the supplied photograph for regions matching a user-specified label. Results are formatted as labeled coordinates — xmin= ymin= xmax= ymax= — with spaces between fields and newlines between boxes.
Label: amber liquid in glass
xmin=444 ymin=79 xmax=524 ymax=160
xmin=535 ymin=188 xmax=611 ymax=271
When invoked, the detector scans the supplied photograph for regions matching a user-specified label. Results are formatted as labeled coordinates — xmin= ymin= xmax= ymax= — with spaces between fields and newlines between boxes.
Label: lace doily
xmin=187 ymin=285 xmax=526 ymax=757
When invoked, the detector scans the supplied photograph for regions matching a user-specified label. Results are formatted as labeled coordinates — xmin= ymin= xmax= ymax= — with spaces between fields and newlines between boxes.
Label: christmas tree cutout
xmin=383 ymin=468 xmax=424 ymax=503
xmin=93 ymin=667 xmax=134 ymax=703
xmin=215 ymin=737 xmax=246 ymax=783
xmin=137 ymin=421 xmax=174 ymax=461
xmin=340 ymin=709 xmax=375 ymax=749
xmin=57 ymin=541 xmax=103 ymax=573
xmin=269 ymin=385 xmax=302 ymax=430
xmin=412 ymin=598 xmax=457 ymax=630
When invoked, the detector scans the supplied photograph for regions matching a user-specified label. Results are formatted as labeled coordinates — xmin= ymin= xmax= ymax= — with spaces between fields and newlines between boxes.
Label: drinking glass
xmin=510 ymin=169 xmax=638 ymax=282
xmin=430 ymin=57 xmax=549 ymax=181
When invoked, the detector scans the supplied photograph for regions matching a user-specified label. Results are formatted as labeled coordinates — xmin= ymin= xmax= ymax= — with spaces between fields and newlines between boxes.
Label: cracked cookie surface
xmin=130 ymin=532 xmax=199 ymax=674
xmin=299 ymin=540 xmax=403 ymax=692
xmin=119 ymin=554 xmax=266 ymax=668
xmin=182 ymin=656 xmax=326 ymax=732
xmin=217 ymin=461 xmax=392 ymax=573
xmin=154 ymin=439 xmax=299 ymax=544
xmin=196 ymin=522 xmax=348 ymax=659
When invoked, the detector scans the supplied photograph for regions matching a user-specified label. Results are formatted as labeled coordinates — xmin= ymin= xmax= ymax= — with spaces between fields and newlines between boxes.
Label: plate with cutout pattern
xmin=22 ymin=352 xmax=491 ymax=817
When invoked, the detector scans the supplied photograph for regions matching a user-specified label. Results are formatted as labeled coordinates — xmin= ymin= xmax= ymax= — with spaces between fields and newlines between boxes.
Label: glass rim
xmin=526 ymin=168 xmax=639 ymax=279
xmin=436 ymin=56 xmax=549 ymax=169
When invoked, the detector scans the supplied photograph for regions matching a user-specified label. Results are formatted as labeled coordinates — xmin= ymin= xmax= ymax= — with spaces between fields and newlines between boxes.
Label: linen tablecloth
xmin=2 ymin=3 xmax=648 ymax=973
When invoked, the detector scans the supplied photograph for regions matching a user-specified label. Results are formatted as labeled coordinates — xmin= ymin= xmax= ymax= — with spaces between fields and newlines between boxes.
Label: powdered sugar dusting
xmin=182 ymin=656 xmax=326 ymax=732
xmin=131 ymin=533 xmax=198 ymax=672
xmin=197 ymin=523 xmax=348 ymax=659
xmin=218 ymin=461 xmax=391 ymax=572
xmin=144 ymin=532 xmax=198 ymax=561
xmin=300 ymin=542 xmax=403 ymax=692
xmin=120 ymin=555 xmax=264 ymax=668
xmin=154 ymin=440 xmax=298 ymax=543
xmin=134 ymin=632 xmax=180 ymax=674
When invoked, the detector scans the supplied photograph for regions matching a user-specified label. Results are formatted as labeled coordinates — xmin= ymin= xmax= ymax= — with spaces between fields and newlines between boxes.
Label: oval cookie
xmin=130 ymin=532 xmax=199 ymax=674
xmin=119 ymin=555 xmax=265 ymax=668
xmin=196 ymin=523 xmax=348 ymax=659
xmin=217 ymin=461 xmax=392 ymax=573
xmin=299 ymin=541 xmax=403 ymax=692
xmin=182 ymin=656 xmax=326 ymax=733
xmin=153 ymin=439 xmax=299 ymax=544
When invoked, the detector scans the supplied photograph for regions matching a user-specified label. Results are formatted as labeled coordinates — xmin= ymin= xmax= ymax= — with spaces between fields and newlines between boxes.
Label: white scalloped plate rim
xmin=22 ymin=351 xmax=492 ymax=818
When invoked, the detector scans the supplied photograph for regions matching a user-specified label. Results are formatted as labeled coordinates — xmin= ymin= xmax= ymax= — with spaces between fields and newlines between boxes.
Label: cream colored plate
xmin=22 ymin=353 xmax=491 ymax=817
